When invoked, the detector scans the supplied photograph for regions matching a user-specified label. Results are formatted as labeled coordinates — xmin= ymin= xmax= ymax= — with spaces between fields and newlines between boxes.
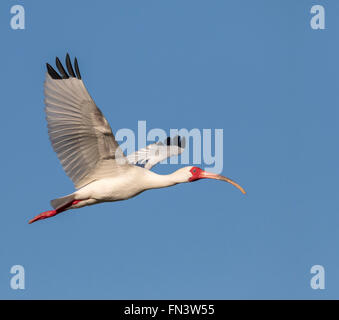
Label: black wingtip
xmin=55 ymin=57 xmax=69 ymax=79
xmin=74 ymin=57 xmax=81 ymax=79
xmin=65 ymin=53 xmax=76 ymax=77
xmin=46 ymin=63 xmax=62 ymax=79
xmin=164 ymin=136 xmax=186 ymax=147
xmin=46 ymin=54 xmax=82 ymax=80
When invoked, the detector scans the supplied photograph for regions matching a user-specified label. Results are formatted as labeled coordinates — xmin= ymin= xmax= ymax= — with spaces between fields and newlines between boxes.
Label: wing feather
xmin=127 ymin=136 xmax=186 ymax=170
xmin=44 ymin=54 xmax=129 ymax=189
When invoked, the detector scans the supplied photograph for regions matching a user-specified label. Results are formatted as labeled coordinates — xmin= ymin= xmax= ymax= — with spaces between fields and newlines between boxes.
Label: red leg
xmin=29 ymin=200 xmax=81 ymax=224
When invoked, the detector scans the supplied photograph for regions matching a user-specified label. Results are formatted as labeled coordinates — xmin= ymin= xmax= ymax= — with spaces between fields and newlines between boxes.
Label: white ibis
xmin=29 ymin=54 xmax=246 ymax=224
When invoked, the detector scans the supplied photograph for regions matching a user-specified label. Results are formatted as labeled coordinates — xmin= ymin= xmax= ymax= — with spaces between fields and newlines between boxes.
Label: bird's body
xmin=72 ymin=166 xmax=180 ymax=206
xmin=29 ymin=54 xmax=246 ymax=224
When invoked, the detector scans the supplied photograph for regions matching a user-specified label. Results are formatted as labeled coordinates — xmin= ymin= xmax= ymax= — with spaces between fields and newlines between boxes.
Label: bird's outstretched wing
xmin=44 ymin=54 xmax=130 ymax=189
xmin=127 ymin=135 xmax=186 ymax=170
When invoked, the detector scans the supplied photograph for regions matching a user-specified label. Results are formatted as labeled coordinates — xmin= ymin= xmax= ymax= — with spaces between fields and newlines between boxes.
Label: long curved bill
xmin=199 ymin=171 xmax=246 ymax=194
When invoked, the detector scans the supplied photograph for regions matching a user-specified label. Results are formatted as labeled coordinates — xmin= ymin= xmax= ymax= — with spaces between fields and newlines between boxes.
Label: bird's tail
xmin=50 ymin=193 xmax=75 ymax=210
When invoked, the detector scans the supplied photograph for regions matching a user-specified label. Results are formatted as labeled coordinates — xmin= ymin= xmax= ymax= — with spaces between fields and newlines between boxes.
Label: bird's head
xmin=174 ymin=166 xmax=246 ymax=194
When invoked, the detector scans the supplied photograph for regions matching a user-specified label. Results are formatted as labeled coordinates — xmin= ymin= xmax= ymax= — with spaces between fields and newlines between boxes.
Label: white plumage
xmin=29 ymin=54 xmax=245 ymax=224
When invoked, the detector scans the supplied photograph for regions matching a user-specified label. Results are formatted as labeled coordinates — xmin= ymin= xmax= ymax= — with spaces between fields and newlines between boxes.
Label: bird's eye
xmin=193 ymin=169 xmax=196 ymax=173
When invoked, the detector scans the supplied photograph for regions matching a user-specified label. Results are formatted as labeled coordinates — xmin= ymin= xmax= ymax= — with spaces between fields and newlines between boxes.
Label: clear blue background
xmin=0 ymin=0 xmax=338 ymax=299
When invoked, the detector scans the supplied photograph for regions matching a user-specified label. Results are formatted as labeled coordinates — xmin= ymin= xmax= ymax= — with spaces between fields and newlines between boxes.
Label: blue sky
xmin=0 ymin=0 xmax=339 ymax=299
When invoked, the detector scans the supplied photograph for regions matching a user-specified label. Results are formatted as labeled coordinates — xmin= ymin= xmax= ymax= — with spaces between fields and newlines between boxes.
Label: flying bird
xmin=29 ymin=54 xmax=246 ymax=224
